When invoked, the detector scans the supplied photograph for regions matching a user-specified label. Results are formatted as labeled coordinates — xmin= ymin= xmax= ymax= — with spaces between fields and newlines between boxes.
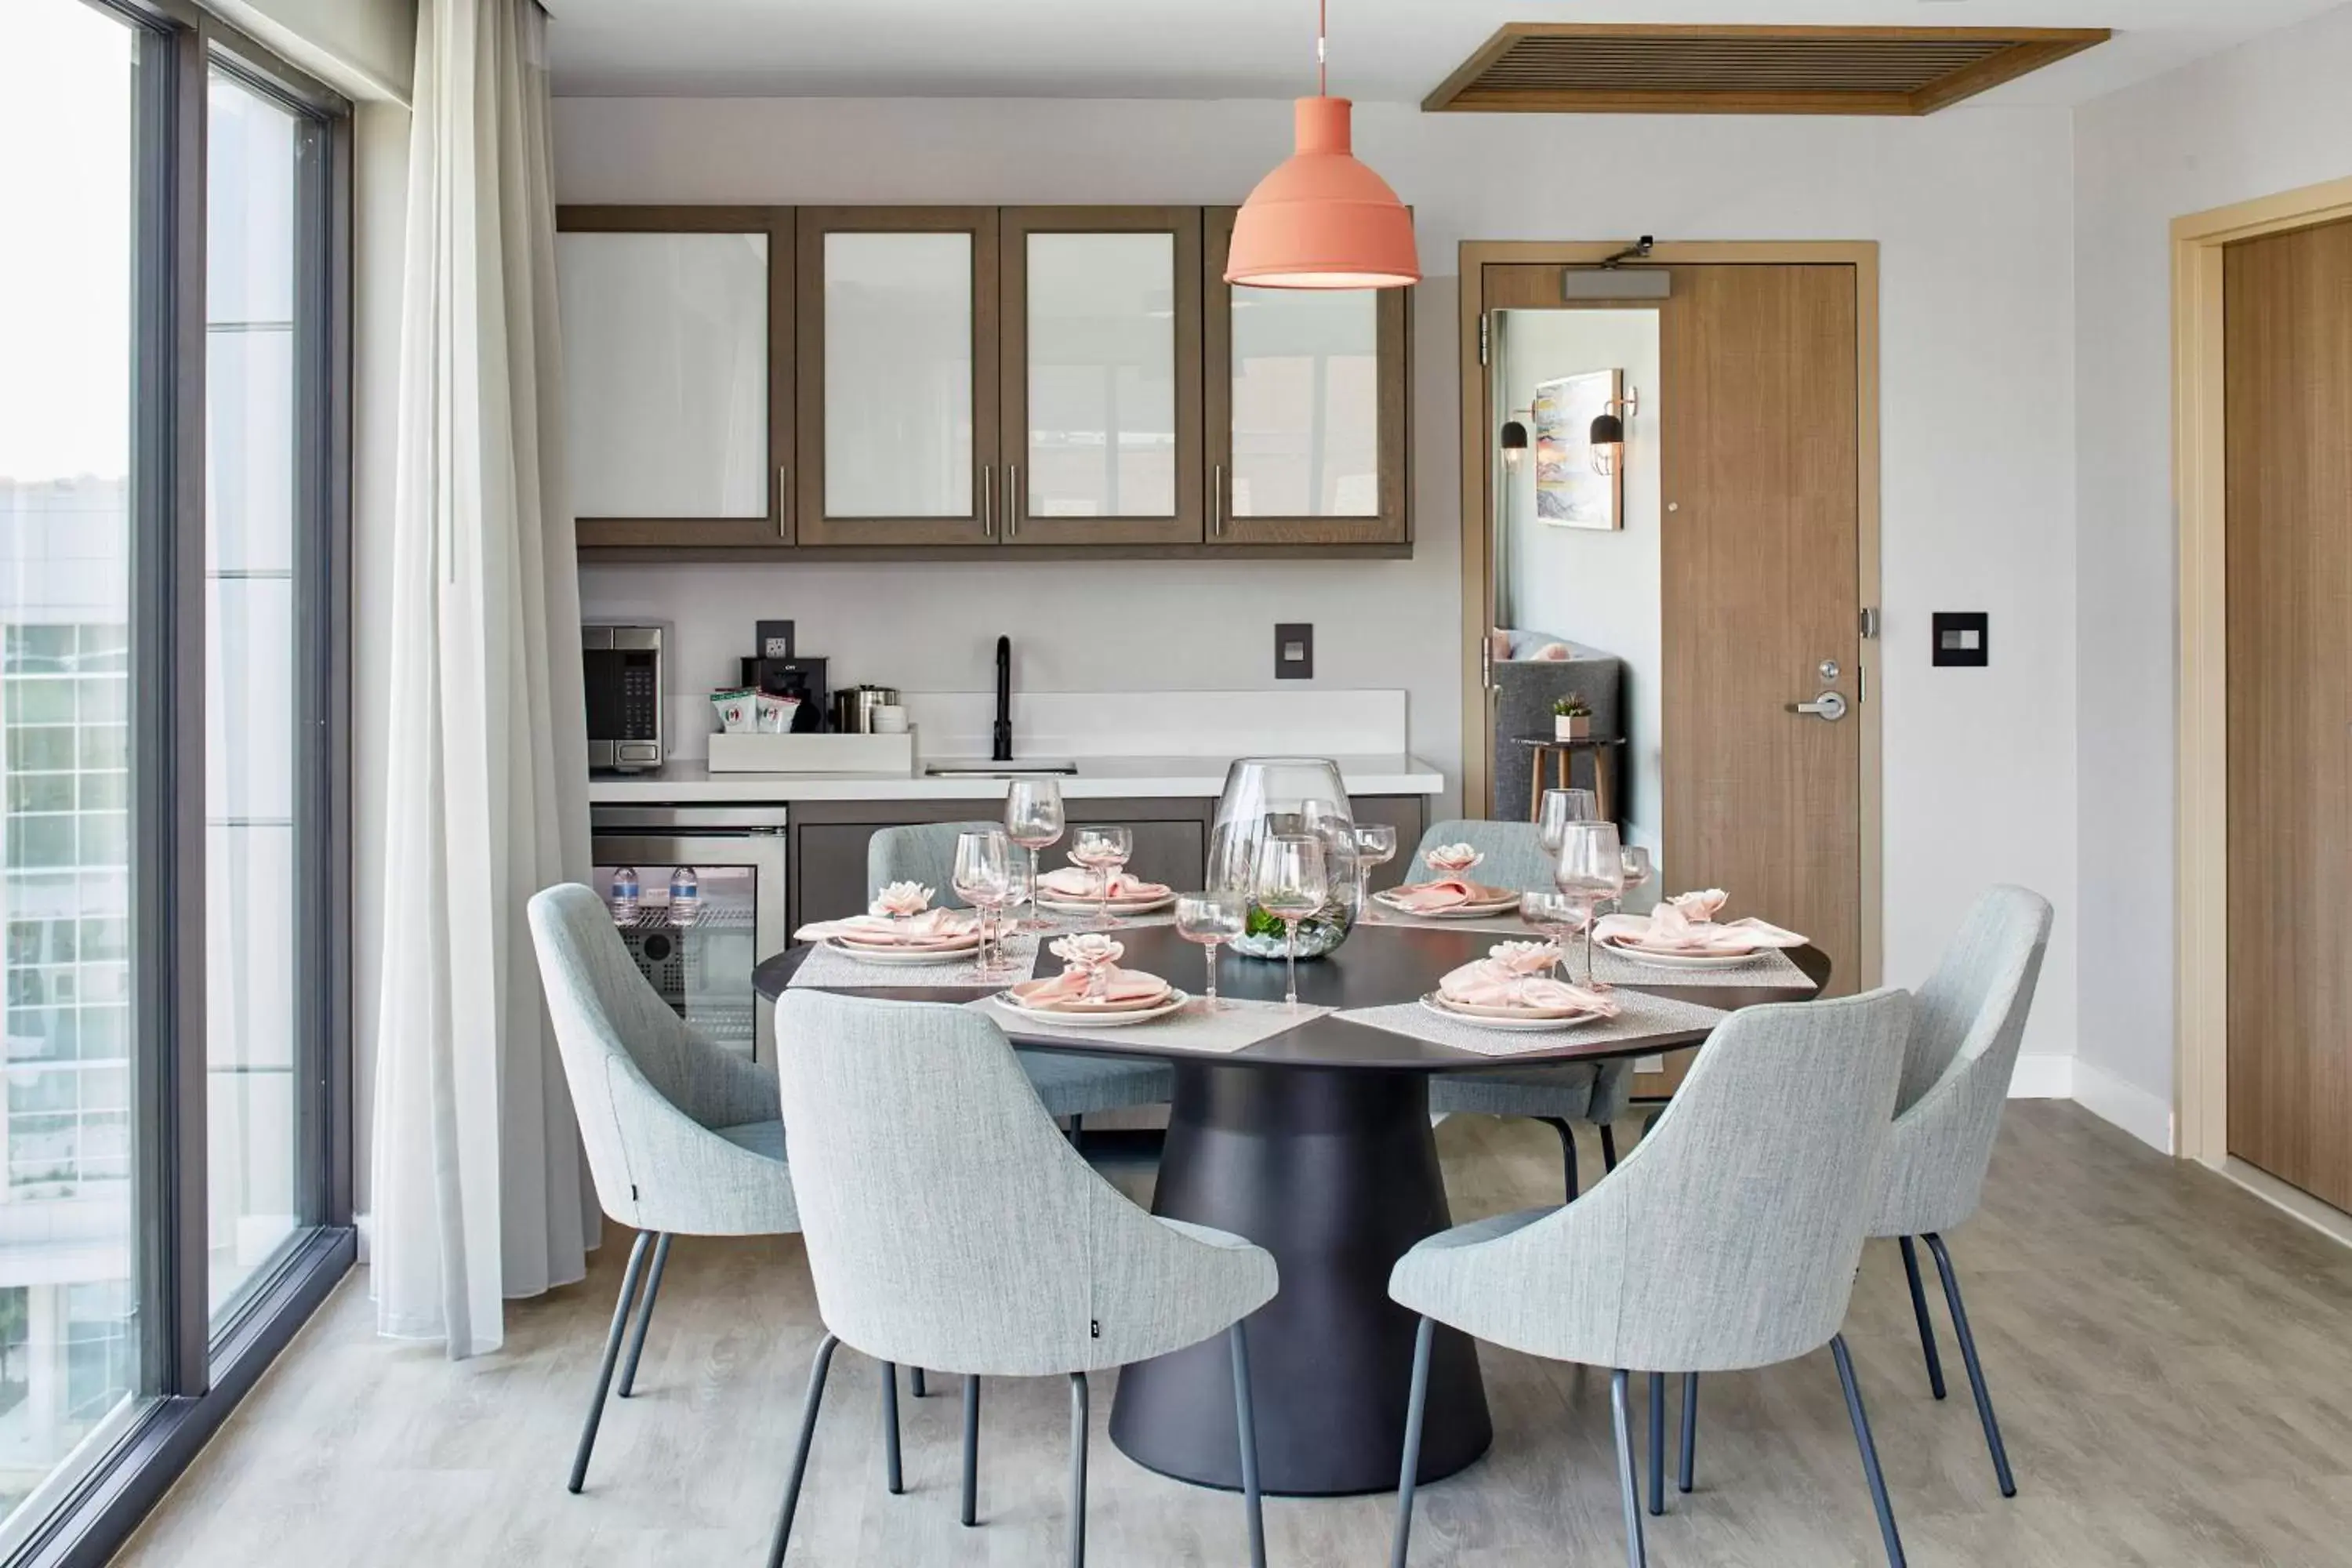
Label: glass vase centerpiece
xmin=1208 ymin=757 xmax=1360 ymax=960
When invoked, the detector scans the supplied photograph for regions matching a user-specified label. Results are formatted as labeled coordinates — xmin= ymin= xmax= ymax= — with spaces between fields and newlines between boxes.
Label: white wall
xmin=2071 ymin=0 xmax=2352 ymax=1149
xmin=1497 ymin=308 xmax=1663 ymax=847
xmin=555 ymin=94 xmax=2083 ymax=1073
xmin=210 ymin=0 xmax=415 ymax=103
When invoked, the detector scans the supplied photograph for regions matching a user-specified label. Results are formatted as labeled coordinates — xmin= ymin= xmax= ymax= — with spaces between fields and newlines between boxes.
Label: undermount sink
xmin=923 ymin=759 xmax=1080 ymax=778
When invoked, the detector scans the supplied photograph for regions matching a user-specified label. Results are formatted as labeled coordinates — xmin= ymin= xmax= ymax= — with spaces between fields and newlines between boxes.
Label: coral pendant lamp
xmin=1225 ymin=0 xmax=1418 ymax=289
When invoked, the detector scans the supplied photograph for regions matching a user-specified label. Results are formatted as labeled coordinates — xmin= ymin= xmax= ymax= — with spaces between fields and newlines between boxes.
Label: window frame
xmin=3 ymin=2 xmax=355 ymax=1563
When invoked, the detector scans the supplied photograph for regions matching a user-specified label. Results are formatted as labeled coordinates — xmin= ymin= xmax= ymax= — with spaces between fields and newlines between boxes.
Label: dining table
xmin=754 ymin=916 xmax=1831 ymax=1497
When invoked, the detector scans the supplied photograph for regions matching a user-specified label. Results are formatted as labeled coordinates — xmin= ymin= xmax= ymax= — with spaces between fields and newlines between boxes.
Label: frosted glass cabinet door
xmin=558 ymin=209 xmax=793 ymax=548
xmin=796 ymin=208 xmax=1000 ymax=546
xmin=999 ymin=208 xmax=1203 ymax=546
xmin=1203 ymin=206 xmax=1410 ymax=546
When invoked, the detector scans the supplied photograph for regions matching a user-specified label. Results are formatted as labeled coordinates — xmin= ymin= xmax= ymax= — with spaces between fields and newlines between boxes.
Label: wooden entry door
xmin=2224 ymin=216 xmax=2352 ymax=1210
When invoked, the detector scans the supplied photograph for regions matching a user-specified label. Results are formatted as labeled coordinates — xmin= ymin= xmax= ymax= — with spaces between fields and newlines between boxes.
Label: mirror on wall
xmin=1486 ymin=306 xmax=1664 ymax=873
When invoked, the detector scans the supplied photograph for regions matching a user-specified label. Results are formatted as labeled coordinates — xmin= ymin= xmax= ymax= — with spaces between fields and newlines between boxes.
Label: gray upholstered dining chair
xmin=528 ymin=884 xmax=909 ymax=1500
xmin=1406 ymin=818 xmax=1635 ymax=1199
xmin=1388 ymin=988 xmax=1915 ymax=1568
xmin=765 ymin=990 xmax=1277 ymax=1568
xmin=869 ymin=822 xmax=1174 ymax=1142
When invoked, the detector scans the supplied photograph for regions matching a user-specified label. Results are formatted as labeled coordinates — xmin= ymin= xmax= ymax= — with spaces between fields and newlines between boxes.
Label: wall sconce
xmin=1588 ymin=387 xmax=1640 ymax=476
xmin=1499 ymin=418 xmax=1530 ymax=469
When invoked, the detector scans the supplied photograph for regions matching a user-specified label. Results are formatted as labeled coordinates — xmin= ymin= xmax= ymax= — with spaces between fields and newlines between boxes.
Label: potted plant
xmin=1552 ymin=695 xmax=1592 ymax=741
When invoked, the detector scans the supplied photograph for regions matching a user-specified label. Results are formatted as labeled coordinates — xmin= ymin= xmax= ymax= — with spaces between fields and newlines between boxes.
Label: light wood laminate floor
xmin=117 ymin=1104 xmax=2352 ymax=1566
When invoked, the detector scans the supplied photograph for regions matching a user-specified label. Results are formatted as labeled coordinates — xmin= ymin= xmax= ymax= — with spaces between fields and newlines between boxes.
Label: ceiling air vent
xmin=1422 ymin=24 xmax=2109 ymax=116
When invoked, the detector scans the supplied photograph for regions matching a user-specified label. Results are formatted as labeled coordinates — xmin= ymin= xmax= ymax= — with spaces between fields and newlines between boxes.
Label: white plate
xmin=1374 ymin=889 xmax=1523 ymax=920
xmin=1419 ymin=993 xmax=1606 ymax=1033
xmin=824 ymin=936 xmax=983 ymax=966
xmin=1597 ymin=935 xmax=1762 ymax=971
xmin=1035 ymin=891 xmax=1176 ymax=915
xmin=995 ymin=988 xmax=1191 ymax=1028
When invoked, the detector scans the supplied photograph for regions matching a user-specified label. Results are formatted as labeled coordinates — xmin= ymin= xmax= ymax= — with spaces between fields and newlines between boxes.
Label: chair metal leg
xmin=1831 ymin=1335 xmax=1907 ymax=1568
xmin=1898 ymin=1236 xmax=1947 ymax=1400
xmin=1537 ymin=1118 xmax=1580 ymax=1201
xmin=1647 ymin=1372 xmax=1666 ymax=1515
xmin=1068 ymin=1113 xmax=1084 ymax=1153
xmin=1678 ymin=1373 xmax=1697 ymax=1494
xmin=880 ymin=1363 xmax=903 ymax=1495
xmin=1925 ymin=1232 xmax=2016 ymax=1497
xmin=1068 ymin=1373 xmax=1090 ymax=1568
xmin=911 ymin=1367 xmax=927 ymax=1398
xmin=765 ymin=1334 xmax=840 ymax=1568
xmin=960 ymin=1375 xmax=982 ymax=1526
xmin=615 ymin=1232 xmax=672 ymax=1399
xmin=1610 ymin=1370 xmax=1648 ymax=1568
xmin=568 ymin=1230 xmax=653 ymax=1494
xmin=1599 ymin=1123 xmax=1621 ymax=1170
xmin=1230 ymin=1323 xmax=1267 ymax=1568
xmin=1390 ymin=1316 xmax=1436 ymax=1568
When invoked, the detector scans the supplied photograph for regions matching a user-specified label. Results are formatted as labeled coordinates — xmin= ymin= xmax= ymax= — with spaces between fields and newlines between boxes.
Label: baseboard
xmin=2006 ymin=1053 xmax=2073 ymax=1099
xmin=2221 ymin=1159 xmax=2352 ymax=1249
xmin=2070 ymin=1057 xmax=2176 ymax=1153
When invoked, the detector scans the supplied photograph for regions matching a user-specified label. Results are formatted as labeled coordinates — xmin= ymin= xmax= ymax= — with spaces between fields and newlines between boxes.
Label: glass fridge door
xmin=590 ymin=833 xmax=786 ymax=1060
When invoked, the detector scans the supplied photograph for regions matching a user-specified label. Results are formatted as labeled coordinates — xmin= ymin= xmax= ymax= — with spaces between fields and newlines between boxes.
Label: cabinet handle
xmin=981 ymin=463 xmax=993 ymax=538
xmin=1007 ymin=464 xmax=1019 ymax=541
xmin=1212 ymin=463 xmax=1224 ymax=536
xmin=778 ymin=465 xmax=790 ymax=539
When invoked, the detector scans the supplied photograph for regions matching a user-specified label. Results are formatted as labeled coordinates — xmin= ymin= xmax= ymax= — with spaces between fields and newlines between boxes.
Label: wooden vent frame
xmin=1423 ymin=24 xmax=2111 ymax=116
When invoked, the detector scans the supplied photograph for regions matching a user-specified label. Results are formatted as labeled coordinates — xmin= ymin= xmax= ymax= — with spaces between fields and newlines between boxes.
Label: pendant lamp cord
xmin=1317 ymin=0 xmax=1327 ymax=95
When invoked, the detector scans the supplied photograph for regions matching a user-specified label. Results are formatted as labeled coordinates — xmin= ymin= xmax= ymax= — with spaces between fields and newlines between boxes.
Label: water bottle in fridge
xmin=609 ymin=866 xmax=641 ymax=924
xmin=668 ymin=866 xmax=699 ymax=927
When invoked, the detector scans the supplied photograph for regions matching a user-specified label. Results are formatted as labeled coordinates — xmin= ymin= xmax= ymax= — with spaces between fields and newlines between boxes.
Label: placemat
xmin=788 ymin=933 xmax=1040 ymax=990
xmin=1590 ymin=944 xmax=1812 ymax=989
xmin=967 ymin=994 xmax=1332 ymax=1055
xmin=1337 ymin=988 xmax=1727 ymax=1059
xmin=1042 ymin=911 xmax=1178 ymax=932
xmin=1359 ymin=907 xmax=1541 ymax=938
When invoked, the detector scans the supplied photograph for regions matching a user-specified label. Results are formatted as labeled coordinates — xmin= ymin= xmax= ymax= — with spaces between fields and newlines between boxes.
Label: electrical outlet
xmin=1275 ymin=623 xmax=1314 ymax=680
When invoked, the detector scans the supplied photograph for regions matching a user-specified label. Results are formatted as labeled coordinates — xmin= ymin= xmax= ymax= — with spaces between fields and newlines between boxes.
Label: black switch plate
xmin=756 ymin=619 xmax=796 ymax=660
xmin=1275 ymin=622 xmax=1315 ymax=680
xmin=1932 ymin=612 xmax=1989 ymax=667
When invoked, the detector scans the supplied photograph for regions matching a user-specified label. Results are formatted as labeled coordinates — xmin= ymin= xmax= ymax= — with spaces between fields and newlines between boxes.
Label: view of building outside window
xmin=0 ymin=0 xmax=143 ymax=1530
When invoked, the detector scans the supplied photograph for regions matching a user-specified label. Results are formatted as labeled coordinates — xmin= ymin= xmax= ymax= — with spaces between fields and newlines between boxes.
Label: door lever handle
xmin=1787 ymin=691 xmax=1848 ymax=721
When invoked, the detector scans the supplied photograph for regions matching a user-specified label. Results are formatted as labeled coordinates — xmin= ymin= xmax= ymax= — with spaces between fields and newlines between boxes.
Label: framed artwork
xmin=1532 ymin=368 xmax=1624 ymax=531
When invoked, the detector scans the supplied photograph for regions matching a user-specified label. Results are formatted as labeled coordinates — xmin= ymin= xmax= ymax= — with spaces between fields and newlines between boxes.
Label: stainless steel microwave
xmin=583 ymin=623 xmax=663 ymax=772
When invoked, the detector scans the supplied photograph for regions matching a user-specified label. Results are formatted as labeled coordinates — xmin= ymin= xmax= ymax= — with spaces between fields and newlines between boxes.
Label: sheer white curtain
xmin=372 ymin=0 xmax=597 ymax=1357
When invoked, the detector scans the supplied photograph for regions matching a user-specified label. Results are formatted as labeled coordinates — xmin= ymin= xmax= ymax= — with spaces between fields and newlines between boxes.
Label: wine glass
xmin=1254 ymin=834 xmax=1327 ymax=1008
xmin=1069 ymin=825 xmax=1134 ymax=925
xmin=1519 ymin=891 xmax=1581 ymax=982
xmin=1537 ymin=787 xmax=1600 ymax=858
xmin=1005 ymin=779 xmax=1065 ymax=931
xmin=1555 ymin=820 xmax=1625 ymax=990
xmin=1349 ymin=822 xmax=1397 ymax=922
xmin=1175 ymin=891 xmax=1249 ymax=1010
xmin=951 ymin=829 xmax=1013 ymax=978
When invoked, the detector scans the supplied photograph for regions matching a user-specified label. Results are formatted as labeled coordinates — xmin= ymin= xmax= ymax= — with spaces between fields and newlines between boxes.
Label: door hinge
xmin=1478 ymin=315 xmax=1490 ymax=366
xmin=1858 ymin=606 xmax=1881 ymax=640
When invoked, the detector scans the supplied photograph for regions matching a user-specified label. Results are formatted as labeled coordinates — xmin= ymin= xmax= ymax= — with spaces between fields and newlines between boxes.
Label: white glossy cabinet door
xmin=559 ymin=221 xmax=787 ymax=543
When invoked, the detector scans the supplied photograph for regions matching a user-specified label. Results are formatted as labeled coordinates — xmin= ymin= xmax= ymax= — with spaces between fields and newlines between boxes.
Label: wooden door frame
xmin=1455 ymin=240 xmax=1884 ymax=992
xmin=2171 ymin=175 xmax=2352 ymax=1171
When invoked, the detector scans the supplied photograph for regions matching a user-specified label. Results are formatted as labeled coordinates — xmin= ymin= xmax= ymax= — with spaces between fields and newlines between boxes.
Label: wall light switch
xmin=1275 ymin=622 xmax=1315 ymax=680
xmin=1932 ymin=612 xmax=1989 ymax=667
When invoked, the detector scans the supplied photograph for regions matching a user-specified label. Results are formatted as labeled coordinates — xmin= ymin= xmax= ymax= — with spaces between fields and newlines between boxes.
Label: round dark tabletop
xmin=753 ymin=920 xmax=1831 ymax=1073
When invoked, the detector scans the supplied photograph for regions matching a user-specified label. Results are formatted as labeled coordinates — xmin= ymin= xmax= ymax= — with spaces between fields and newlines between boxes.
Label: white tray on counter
xmin=706 ymin=728 xmax=917 ymax=776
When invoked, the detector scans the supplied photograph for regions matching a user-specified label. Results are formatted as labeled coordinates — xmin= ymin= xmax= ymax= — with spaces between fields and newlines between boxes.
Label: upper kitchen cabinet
xmin=1203 ymin=206 xmax=1410 ymax=547
xmin=996 ymin=208 xmax=1204 ymax=546
xmin=558 ymin=207 xmax=794 ymax=550
xmin=795 ymin=208 xmax=1000 ymax=546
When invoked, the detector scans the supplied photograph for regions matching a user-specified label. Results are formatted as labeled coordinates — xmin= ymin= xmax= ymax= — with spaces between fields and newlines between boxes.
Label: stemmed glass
xmin=1537 ymin=787 xmax=1600 ymax=858
xmin=951 ymin=829 xmax=1014 ymax=978
xmin=1554 ymin=820 xmax=1624 ymax=990
xmin=1519 ymin=891 xmax=1582 ymax=983
xmin=1069 ymin=825 xmax=1134 ymax=925
xmin=1254 ymin=834 xmax=1327 ymax=1008
xmin=1175 ymin=891 xmax=1249 ymax=1011
xmin=1004 ymin=779 xmax=1065 ymax=932
xmin=1349 ymin=822 xmax=1397 ymax=922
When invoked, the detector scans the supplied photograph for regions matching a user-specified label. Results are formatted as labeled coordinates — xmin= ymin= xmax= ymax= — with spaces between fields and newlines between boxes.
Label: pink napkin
xmin=1595 ymin=889 xmax=1805 ymax=956
xmin=1036 ymin=866 xmax=1171 ymax=901
xmin=795 ymin=908 xmax=977 ymax=946
xmin=1436 ymin=942 xmax=1617 ymax=1018
xmin=1386 ymin=878 xmax=1507 ymax=914
xmin=1009 ymin=932 xmax=1171 ymax=1011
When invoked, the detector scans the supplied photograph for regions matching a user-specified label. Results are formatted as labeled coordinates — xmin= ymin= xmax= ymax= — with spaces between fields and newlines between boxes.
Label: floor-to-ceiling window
xmin=0 ymin=2 xmax=350 ymax=1561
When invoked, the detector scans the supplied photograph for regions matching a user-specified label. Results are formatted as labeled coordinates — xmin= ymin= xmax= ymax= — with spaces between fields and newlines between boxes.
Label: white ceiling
xmin=543 ymin=0 xmax=2347 ymax=106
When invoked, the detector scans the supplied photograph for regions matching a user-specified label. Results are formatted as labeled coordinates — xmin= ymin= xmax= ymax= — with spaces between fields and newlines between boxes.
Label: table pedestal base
xmin=1109 ymin=1062 xmax=1492 ymax=1496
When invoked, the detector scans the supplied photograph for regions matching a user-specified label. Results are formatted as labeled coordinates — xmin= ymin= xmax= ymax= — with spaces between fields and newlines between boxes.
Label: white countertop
xmin=587 ymin=753 xmax=1446 ymax=804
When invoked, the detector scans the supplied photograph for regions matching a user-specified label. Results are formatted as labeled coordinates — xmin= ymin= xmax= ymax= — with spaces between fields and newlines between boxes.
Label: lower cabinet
xmin=787 ymin=793 xmax=1428 ymax=931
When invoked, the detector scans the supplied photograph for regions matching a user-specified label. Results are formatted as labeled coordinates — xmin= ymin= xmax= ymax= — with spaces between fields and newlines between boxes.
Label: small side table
xmin=1510 ymin=734 xmax=1626 ymax=824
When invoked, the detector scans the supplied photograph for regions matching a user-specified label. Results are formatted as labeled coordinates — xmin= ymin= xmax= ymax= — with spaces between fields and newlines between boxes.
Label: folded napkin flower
xmin=1011 ymin=932 xmax=1171 ymax=1009
xmin=1437 ymin=949 xmax=1617 ymax=1017
xmin=795 ymin=907 xmax=976 ymax=945
xmin=1484 ymin=940 xmax=1563 ymax=976
xmin=869 ymin=880 xmax=935 ymax=918
xmin=1594 ymin=888 xmax=1805 ymax=955
xmin=1422 ymin=843 xmax=1485 ymax=876
xmin=1385 ymin=877 xmax=1499 ymax=914
xmin=1049 ymin=933 xmax=1123 ymax=972
xmin=1036 ymin=865 xmax=1171 ymax=900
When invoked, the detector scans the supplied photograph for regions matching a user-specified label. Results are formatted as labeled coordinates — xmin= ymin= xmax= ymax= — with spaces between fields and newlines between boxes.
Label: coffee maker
xmin=739 ymin=655 xmax=826 ymax=732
